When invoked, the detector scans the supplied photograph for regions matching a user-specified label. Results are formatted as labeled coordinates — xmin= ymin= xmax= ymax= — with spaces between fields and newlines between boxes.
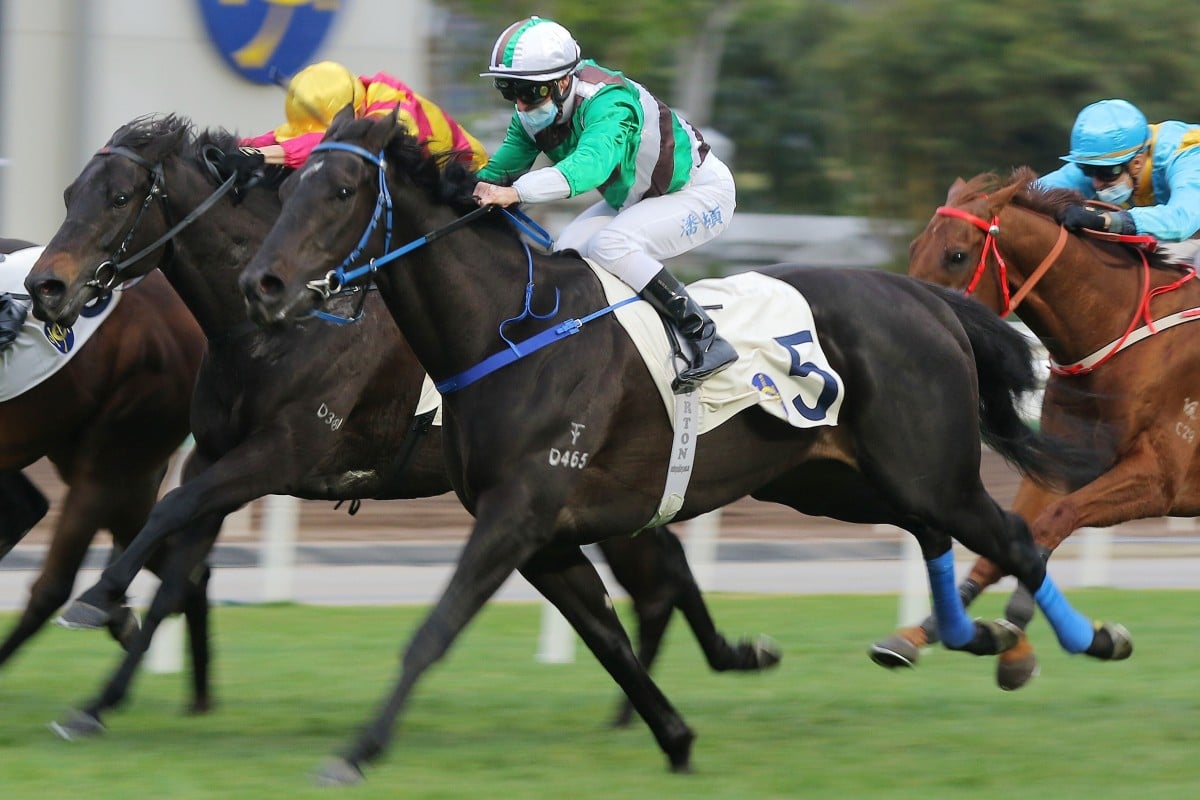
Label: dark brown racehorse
xmin=23 ymin=114 xmax=777 ymax=737
xmin=0 ymin=238 xmax=204 ymax=691
xmin=872 ymin=166 xmax=1185 ymax=688
xmin=236 ymin=112 xmax=1129 ymax=785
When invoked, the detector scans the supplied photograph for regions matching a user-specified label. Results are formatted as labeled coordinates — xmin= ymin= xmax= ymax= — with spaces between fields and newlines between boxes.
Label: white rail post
xmin=684 ymin=510 xmax=722 ymax=591
xmin=893 ymin=528 xmax=931 ymax=627
xmin=535 ymin=603 xmax=576 ymax=663
xmin=1078 ymin=526 xmax=1113 ymax=588
xmin=145 ymin=615 xmax=185 ymax=674
xmin=261 ymin=494 xmax=299 ymax=602
xmin=145 ymin=439 xmax=192 ymax=674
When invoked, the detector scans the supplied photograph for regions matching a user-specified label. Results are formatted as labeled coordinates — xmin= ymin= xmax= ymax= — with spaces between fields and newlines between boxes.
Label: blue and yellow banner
xmin=197 ymin=0 xmax=342 ymax=84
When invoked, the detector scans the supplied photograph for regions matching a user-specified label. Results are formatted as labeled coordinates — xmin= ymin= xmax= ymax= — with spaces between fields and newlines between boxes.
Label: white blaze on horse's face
xmin=300 ymin=160 xmax=325 ymax=182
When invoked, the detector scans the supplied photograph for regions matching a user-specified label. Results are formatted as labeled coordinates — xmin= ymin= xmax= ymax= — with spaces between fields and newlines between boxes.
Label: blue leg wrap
xmin=1034 ymin=576 xmax=1094 ymax=654
xmin=926 ymin=550 xmax=975 ymax=648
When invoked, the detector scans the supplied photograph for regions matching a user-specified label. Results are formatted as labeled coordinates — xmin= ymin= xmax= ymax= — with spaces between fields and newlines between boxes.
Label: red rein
xmin=934 ymin=204 xmax=1196 ymax=375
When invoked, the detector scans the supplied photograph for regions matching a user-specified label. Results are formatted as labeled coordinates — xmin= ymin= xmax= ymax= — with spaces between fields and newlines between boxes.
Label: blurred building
xmin=0 ymin=0 xmax=430 ymax=241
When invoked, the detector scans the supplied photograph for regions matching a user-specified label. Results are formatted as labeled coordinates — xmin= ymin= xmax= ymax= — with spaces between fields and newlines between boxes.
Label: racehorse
xmin=237 ymin=110 xmax=1131 ymax=785
xmin=22 ymin=114 xmax=777 ymax=737
xmin=0 ymin=239 xmax=205 ymax=694
xmin=872 ymin=166 xmax=1189 ymax=688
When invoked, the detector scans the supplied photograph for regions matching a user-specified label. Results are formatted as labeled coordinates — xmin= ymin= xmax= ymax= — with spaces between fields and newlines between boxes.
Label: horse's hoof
xmin=1086 ymin=622 xmax=1134 ymax=661
xmin=996 ymin=632 xmax=1039 ymax=691
xmin=665 ymin=727 xmax=696 ymax=773
xmin=55 ymin=601 xmax=111 ymax=631
xmin=49 ymin=709 xmax=105 ymax=741
xmin=109 ymin=606 xmax=142 ymax=651
xmin=868 ymin=627 xmax=926 ymax=669
xmin=979 ymin=618 xmax=1022 ymax=654
xmin=750 ymin=635 xmax=782 ymax=670
xmin=312 ymin=757 xmax=365 ymax=787
xmin=187 ymin=698 xmax=214 ymax=716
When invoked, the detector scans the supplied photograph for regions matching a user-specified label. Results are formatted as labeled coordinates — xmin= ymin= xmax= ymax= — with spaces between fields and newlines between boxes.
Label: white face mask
xmin=517 ymin=100 xmax=559 ymax=136
xmin=1096 ymin=181 xmax=1133 ymax=206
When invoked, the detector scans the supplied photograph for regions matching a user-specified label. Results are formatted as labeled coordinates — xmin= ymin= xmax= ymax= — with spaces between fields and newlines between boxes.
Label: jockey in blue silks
xmin=1039 ymin=98 xmax=1200 ymax=265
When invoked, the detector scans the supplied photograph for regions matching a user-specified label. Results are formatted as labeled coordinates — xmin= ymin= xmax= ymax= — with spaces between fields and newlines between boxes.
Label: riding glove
xmin=1058 ymin=205 xmax=1107 ymax=232
xmin=220 ymin=147 xmax=266 ymax=179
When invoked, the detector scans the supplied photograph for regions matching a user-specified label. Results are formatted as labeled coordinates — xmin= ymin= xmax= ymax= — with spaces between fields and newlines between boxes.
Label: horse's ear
xmin=329 ymin=104 xmax=356 ymax=133
xmin=945 ymin=178 xmax=969 ymax=204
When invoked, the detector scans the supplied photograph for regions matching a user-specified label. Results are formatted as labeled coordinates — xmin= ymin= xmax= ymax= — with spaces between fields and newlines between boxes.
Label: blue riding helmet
xmin=1061 ymin=99 xmax=1150 ymax=165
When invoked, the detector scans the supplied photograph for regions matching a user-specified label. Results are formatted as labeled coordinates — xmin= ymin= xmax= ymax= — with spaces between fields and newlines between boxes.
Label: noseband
xmin=935 ymin=204 xmax=1070 ymax=318
xmin=302 ymin=141 xmax=552 ymax=324
xmin=86 ymin=146 xmax=237 ymax=291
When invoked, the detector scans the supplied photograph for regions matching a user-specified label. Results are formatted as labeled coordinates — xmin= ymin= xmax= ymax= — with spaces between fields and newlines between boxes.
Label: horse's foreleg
xmin=51 ymin=524 xmax=219 ymax=740
xmin=59 ymin=447 xmax=268 ymax=629
xmin=321 ymin=511 xmax=547 ymax=786
xmin=523 ymin=545 xmax=696 ymax=772
xmin=0 ymin=487 xmax=97 ymax=667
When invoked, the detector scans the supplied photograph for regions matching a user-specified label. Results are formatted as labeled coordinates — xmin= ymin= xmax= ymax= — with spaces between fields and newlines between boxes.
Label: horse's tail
xmin=930 ymin=287 xmax=1107 ymax=491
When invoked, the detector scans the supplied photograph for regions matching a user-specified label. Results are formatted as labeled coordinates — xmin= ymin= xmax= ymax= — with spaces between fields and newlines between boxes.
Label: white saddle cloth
xmin=0 ymin=246 xmax=121 ymax=402
xmin=587 ymin=263 xmax=844 ymax=435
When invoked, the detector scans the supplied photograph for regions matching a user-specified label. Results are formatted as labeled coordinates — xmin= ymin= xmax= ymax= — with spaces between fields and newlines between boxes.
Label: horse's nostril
xmin=257 ymin=274 xmax=284 ymax=298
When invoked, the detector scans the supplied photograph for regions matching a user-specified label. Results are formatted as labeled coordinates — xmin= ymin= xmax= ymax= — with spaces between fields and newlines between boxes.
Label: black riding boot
xmin=640 ymin=268 xmax=738 ymax=391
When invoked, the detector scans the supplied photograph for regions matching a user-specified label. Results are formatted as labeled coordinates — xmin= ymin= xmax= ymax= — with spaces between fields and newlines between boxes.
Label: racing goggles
xmin=493 ymin=78 xmax=553 ymax=105
xmin=1079 ymin=161 xmax=1129 ymax=181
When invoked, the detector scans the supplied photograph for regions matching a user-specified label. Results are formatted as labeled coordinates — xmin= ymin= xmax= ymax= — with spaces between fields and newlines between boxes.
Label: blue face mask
xmin=1096 ymin=182 xmax=1133 ymax=206
xmin=517 ymin=100 xmax=559 ymax=135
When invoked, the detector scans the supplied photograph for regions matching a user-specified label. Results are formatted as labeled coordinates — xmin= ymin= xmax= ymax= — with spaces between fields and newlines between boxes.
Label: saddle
xmin=0 ymin=291 xmax=30 ymax=351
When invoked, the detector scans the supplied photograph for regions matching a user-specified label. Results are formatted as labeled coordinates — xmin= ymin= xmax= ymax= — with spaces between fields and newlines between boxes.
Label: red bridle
xmin=935 ymin=204 xmax=1196 ymax=375
xmin=934 ymin=204 xmax=1071 ymax=318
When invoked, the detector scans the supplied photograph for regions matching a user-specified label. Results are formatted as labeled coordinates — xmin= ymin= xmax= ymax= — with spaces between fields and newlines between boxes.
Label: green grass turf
xmin=0 ymin=590 xmax=1195 ymax=799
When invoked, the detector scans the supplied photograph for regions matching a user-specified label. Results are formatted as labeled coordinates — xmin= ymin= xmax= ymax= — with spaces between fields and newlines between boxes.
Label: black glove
xmin=219 ymin=146 xmax=266 ymax=180
xmin=1058 ymin=205 xmax=1107 ymax=232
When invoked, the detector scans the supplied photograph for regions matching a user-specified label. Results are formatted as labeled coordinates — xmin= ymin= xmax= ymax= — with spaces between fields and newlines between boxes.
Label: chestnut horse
xmin=872 ymin=166 xmax=1188 ymax=688
xmin=23 ymin=115 xmax=777 ymax=738
xmin=0 ymin=239 xmax=205 ymax=692
xmin=236 ymin=112 xmax=1129 ymax=784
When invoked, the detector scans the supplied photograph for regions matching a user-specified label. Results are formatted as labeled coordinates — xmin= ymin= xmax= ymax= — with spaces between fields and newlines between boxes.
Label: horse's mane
xmin=324 ymin=115 xmax=530 ymax=245
xmin=953 ymin=166 xmax=1172 ymax=270
xmin=107 ymin=113 xmax=287 ymax=193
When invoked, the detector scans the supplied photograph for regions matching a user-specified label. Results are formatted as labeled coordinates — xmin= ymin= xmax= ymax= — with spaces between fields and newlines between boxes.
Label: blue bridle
xmin=303 ymin=140 xmax=637 ymax=393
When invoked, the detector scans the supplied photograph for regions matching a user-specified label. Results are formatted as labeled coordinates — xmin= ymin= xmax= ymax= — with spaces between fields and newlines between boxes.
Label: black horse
xmin=22 ymin=114 xmax=778 ymax=736
xmin=0 ymin=238 xmax=205 ymax=690
xmin=236 ymin=110 xmax=1131 ymax=784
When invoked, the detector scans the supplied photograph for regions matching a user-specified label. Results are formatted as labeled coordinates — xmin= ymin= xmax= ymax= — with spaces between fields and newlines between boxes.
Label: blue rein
xmin=306 ymin=140 xmax=636 ymax=393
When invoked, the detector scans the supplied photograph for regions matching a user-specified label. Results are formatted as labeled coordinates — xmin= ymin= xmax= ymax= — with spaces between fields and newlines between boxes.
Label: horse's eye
xmin=337 ymin=187 xmax=354 ymax=200
xmin=112 ymin=194 xmax=131 ymax=209
xmin=949 ymin=251 xmax=967 ymax=265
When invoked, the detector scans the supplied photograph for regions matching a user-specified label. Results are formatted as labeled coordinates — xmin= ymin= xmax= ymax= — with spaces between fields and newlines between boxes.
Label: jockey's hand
xmin=472 ymin=182 xmax=520 ymax=208
xmin=1058 ymin=205 xmax=1108 ymax=232
xmin=219 ymin=147 xmax=266 ymax=182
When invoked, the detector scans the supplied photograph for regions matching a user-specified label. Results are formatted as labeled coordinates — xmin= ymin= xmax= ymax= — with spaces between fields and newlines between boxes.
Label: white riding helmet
xmin=480 ymin=16 xmax=581 ymax=82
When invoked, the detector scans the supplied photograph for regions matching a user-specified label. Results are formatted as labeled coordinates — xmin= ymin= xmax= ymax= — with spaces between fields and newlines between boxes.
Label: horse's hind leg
xmin=520 ymin=546 xmax=695 ymax=772
xmin=0 ymin=483 xmax=99 ymax=668
xmin=931 ymin=496 xmax=1131 ymax=662
xmin=51 ymin=515 xmax=222 ymax=739
xmin=599 ymin=528 xmax=780 ymax=728
xmin=179 ymin=555 xmax=214 ymax=714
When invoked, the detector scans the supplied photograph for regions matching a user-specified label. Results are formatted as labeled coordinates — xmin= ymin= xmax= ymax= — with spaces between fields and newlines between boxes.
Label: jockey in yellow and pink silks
xmin=226 ymin=61 xmax=488 ymax=172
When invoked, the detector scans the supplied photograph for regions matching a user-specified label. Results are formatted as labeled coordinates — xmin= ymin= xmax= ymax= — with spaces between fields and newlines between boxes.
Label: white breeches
xmin=554 ymin=155 xmax=736 ymax=292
